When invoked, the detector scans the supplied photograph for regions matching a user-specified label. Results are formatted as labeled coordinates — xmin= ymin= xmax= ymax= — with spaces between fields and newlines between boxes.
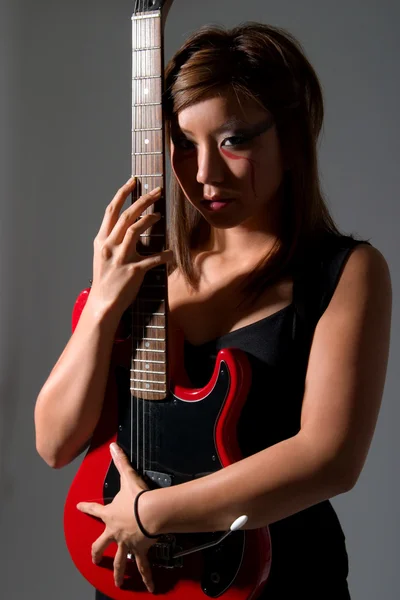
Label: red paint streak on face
xmin=221 ymin=147 xmax=258 ymax=199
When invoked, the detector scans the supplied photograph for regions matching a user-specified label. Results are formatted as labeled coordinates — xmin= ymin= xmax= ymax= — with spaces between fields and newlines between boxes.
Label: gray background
xmin=0 ymin=0 xmax=398 ymax=598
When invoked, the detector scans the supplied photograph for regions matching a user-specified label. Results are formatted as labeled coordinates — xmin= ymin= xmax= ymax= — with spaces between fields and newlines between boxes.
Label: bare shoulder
xmin=325 ymin=241 xmax=392 ymax=319
xmin=340 ymin=241 xmax=391 ymax=289
xmin=299 ymin=241 xmax=392 ymax=490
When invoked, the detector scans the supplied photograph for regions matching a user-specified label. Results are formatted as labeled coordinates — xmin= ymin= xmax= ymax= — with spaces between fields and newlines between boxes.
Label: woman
xmin=34 ymin=23 xmax=392 ymax=599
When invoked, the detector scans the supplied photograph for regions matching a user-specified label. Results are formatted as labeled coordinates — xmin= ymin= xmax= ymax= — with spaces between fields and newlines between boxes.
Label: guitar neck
xmin=131 ymin=7 xmax=169 ymax=401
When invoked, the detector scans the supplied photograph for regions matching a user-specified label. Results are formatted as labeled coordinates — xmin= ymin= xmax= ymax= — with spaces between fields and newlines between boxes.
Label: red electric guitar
xmin=64 ymin=1 xmax=272 ymax=598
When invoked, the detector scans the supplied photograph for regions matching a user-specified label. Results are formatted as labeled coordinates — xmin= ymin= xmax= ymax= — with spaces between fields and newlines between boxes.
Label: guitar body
xmin=64 ymin=290 xmax=272 ymax=599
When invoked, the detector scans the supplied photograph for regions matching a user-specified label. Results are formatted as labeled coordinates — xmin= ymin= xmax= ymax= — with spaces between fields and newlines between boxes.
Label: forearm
xmin=141 ymin=432 xmax=349 ymax=534
xmin=34 ymin=298 xmax=120 ymax=468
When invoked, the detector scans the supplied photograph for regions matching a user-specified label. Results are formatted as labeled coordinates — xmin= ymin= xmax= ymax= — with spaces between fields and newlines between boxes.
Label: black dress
xmin=96 ymin=234 xmax=370 ymax=600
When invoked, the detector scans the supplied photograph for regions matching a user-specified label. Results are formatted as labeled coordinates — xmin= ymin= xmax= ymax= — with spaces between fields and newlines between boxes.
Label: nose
xmin=196 ymin=143 xmax=225 ymax=185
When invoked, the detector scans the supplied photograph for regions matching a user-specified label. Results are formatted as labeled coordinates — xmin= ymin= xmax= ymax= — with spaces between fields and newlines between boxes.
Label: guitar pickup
xmin=145 ymin=470 xmax=172 ymax=487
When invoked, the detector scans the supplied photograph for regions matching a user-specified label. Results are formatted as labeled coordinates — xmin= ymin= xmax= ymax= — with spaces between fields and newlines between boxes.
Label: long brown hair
xmin=163 ymin=23 xmax=345 ymax=299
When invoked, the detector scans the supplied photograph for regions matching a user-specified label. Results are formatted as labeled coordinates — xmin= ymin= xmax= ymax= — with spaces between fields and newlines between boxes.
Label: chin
xmin=200 ymin=212 xmax=248 ymax=229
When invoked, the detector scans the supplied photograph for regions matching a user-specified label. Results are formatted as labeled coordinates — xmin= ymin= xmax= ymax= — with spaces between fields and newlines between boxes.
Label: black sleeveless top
xmin=96 ymin=234 xmax=370 ymax=600
xmin=182 ymin=234 xmax=370 ymax=599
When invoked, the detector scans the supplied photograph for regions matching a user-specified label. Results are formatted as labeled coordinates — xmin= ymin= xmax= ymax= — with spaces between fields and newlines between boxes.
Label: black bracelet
xmin=134 ymin=490 xmax=159 ymax=539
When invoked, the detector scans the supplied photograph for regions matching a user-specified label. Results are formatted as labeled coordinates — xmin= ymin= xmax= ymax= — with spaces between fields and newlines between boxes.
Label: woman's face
xmin=170 ymin=88 xmax=286 ymax=231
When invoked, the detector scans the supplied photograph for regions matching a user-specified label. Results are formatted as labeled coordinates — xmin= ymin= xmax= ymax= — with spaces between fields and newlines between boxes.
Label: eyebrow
xmin=178 ymin=116 xmax=275 ymax=137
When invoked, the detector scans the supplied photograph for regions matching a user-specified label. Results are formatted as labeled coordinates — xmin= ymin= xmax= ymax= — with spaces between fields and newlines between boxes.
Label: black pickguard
xmin=103 ymin=361 xmax=245 ymax=598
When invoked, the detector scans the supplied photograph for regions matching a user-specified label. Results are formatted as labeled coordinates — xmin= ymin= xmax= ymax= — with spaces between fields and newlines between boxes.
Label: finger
xmin=109 ymin=443 xmax=138 ymax=482
xmin=108 ymin=187 xmax=162 ymax=245
xmin=92 ymin=530 xmax=114 ymax=564
xmin=138 ymin=249 xmax=174 ymax=273
xmin=120 ymin=213 xmax=162 ymax=258
xmin=76 ymin=501 xmax=105 ymax=521
xmin=113 ymin=544 xmax=128 ymax=588
xmin=109 ymin=443 xmax=147 ymax=491
xmin=97 ymin=177 xmax=137 ymax=240
xmin=135 ymin=552 xmax=155 ymax=594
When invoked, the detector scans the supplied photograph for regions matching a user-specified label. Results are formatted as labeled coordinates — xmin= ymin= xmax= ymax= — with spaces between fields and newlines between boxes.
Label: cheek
xmin=221 ymin=148 xmax=258 ymax=198
xmin=171 ymin=149 xmax=197 ymax=190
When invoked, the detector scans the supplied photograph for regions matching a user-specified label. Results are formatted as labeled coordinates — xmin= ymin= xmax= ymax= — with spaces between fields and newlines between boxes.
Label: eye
xmin=172 ymin=136 xmax=195 ymax=150
xmin=222 ymin=135 xmax=251 ymax=147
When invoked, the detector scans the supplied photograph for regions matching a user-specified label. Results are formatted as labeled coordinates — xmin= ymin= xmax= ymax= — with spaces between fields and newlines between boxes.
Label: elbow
xmin=35 ymin=420 xmax=68 ymax=470
xmin=34 ymin=398 xmax=68 ymax=469
xmin=334 ymin=465 xmax=361 ymax=493
xmin=331 ymin=469 xmax=357 ymax=494
xmin=323 ymin=456 xmax=361 ymax=495
xmin=35 ymin=438 xmax=67 ymax=469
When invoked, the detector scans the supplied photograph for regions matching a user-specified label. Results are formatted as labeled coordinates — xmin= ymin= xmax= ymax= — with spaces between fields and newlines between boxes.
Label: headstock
xmin=133 ymin=0 xmax=173 ymax=14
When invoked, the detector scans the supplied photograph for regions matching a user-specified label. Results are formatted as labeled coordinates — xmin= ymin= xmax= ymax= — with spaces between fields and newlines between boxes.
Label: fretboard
xmin=131 ymin=10 xmax=168 ymax=400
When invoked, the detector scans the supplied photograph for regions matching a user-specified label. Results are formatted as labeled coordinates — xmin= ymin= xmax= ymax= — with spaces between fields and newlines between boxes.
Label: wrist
xmin=134 ymin=490 xmax=159 ymax=539
xmin=138 ymin=487 xmax=169 ymax=537
xmin=83 ymin=294 xmax=121 ymax=333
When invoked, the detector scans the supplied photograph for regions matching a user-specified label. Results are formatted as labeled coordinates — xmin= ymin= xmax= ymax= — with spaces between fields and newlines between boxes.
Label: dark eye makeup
xmin=171 ymin=116 xmax=274 ymax=151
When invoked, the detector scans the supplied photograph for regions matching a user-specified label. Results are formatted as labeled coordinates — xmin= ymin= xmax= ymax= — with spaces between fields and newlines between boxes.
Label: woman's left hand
xmin=77 ymin=443 xmax=157 ymax=592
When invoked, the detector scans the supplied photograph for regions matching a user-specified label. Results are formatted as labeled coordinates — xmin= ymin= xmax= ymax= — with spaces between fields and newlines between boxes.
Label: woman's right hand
xmin=87 ymin=177 xmax=172 ymax=321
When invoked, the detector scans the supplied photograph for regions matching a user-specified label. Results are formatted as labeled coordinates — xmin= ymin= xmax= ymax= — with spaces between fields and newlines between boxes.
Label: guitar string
xmin=143 ymin=0 xmax=147 ymax=479
xmin=130 ymin=1 xmax=137 ymax=478
xmin=133 ymin=0 xmax=140 ymax=475
xmin=139 ymin=0 xmax=143 ymax=477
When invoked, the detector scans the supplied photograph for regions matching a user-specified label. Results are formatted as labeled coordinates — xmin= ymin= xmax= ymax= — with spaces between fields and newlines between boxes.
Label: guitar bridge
xmin=150 ymin=535 xmax=183 ymax=569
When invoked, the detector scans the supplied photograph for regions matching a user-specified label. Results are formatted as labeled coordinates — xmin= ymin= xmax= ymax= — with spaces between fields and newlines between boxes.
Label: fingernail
xmin=126 ymin=175 xmax=136 ymax=184
xmin=150 ymin=186 xmax=161 ymax=195
xmin=109 ymin=443 xmax=119 ymax=457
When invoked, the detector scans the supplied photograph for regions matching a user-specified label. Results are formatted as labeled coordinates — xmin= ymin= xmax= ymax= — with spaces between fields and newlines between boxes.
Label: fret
xmin=133 ymin=359 xmax=165 ymax=364
xmin=133 ymin=325 xmax=164 ymax=329
xmin=133 ymin=369 xmax=165 ymax=374
xmin=135 ymin=337 xmax=166 ymax=342
xmin=135 ymin=336 xmax=166 ymax=344
xmin=133 ymin=127 xmax=162 ymax=131
xmin=132 ymin=174 xmax=163 ymax=179
xmin=131 ymin=388 xmax=166 ymax=394
xmin=132 ymin=14 xmax=161 ymax=21
xmin=134 ymin=348 xmax=166 ymax=353
xmin=134 ymin=151 xmax=163 ymax=155
xmin=131 ymin=380 xmax=166 ymax=386
xmin=133 ymin=102 xmax=162 ymax=107
xmin=133 ymin=46 xmax=161 ymax=52
xmin=131 ymin=377 xmax=166 ymax=382
xmin=131 ymin=377 xmax=166 ymax=383
xmin=132 ymin=75 xmax=162 ymax=80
